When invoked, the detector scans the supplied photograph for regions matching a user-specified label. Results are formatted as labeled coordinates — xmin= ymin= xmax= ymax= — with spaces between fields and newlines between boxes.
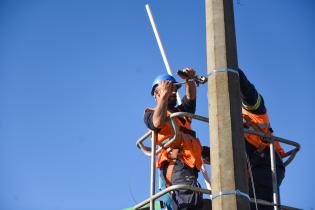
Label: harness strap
xmin=165 ymin=149 xmax=180 ymax=187
xmin=244 ymin=115 xmax=267 ymax=133
xmin=243 ymin=115 xmax=268 ymax=152
xmin=179 ymin=126 xmax=196 ymax=138
xmin=163 ymin=117 xmax=197 ymax=187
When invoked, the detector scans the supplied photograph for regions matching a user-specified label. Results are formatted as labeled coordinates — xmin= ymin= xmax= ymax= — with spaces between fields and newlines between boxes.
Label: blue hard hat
xmin=151 ymin=74 xmax=180 ymax=96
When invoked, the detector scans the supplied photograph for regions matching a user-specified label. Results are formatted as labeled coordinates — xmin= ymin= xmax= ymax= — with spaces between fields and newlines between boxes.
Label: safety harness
xmin=164 ymin=123 xmax=198 ymax=187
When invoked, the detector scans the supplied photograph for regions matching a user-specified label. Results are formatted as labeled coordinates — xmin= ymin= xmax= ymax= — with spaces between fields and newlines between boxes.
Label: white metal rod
xmin=150 ymin=131 xmax=157 ymax=210
xmin=201 ymin=163 xmax=212 ymax=190
xmin=145 ymin=4 xmax=181 ymax=105
xmin=145 ymin=4 xmax=172 ymax=76
xmin=270 ymin=142 xmax=279 ymax=210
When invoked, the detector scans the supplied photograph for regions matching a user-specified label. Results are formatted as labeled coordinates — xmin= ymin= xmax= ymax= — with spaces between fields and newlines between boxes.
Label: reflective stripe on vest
xmin=242 ymin=94 xmax=262 ymax=111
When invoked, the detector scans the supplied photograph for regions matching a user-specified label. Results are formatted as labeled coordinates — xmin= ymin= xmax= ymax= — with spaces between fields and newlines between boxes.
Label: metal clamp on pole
xmin=175 ymin=70 xmax=208 ymax=87
xmin=211 ymin=189 xmax=251 ymax=201
xmin=173 ymin=68 xmax=239 ymax=87
xmin=207 ymin=68 xmax=239 ymax=78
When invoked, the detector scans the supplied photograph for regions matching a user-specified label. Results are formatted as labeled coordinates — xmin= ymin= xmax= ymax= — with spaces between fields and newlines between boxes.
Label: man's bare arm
xmin=186 ymin=79 xmax=196 ymax=100
xmin=180 ymin=68 xmax=196 ymax=100
xmin=152 ymin=81 xmax=172 ymax=128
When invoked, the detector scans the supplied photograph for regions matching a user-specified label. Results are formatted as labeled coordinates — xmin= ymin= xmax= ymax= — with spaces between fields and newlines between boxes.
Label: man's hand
xmin=155 ymin=80 xmax=173 ymax=101
xmin=179 ymin=67 xmax=196 ymax=100
xmin=178 ymin=68 xmax=196 ymax=81
xmin=152 ymin=80 xmax=174 ymax=129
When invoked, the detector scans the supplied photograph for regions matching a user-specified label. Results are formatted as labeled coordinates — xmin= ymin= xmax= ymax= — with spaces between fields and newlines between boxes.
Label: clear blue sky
xmin=0 ymin=0 xmax=314 ymax=209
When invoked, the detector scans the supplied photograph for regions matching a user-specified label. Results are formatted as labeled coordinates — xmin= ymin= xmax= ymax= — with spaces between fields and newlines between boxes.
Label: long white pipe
xmin=145 ymin=4 xmax=171 ymax=76
xmin=145 ymin=4 xmax=181 ymax=105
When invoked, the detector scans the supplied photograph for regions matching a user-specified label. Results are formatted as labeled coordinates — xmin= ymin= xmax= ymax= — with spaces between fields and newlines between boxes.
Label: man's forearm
xmin=186 ymin=80 xmax=196 ymax=100
xmin=152 ymin=98 xmax=169 ymax=128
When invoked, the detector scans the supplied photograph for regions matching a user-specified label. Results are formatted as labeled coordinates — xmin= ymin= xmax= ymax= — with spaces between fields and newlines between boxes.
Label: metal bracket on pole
xmin=207 ymin=68 xmax=239 ymax=77
xmin=211 ymin=189 xmax=250 ymax=201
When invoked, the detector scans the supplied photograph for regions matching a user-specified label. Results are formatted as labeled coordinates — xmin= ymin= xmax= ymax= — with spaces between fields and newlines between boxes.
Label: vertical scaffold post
xmin=269 ymin=140 xmax=279 ymax=210
xmin=150 ymin=131 xmax=157 ymax=210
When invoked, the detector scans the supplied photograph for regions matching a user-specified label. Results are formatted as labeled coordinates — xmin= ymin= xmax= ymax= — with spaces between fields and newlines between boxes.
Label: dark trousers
xmin=160 ymin=160 xmax=203 ymax=210
xmin=246 ymin=143 xmax=285 ymax=210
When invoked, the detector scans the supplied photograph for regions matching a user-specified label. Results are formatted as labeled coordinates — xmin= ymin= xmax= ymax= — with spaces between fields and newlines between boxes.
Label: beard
xmin=168 ymin=95 xmax=177 ymax=109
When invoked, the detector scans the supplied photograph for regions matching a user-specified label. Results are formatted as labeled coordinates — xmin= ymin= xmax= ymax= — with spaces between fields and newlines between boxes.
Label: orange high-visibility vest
xmin=242 ymin=108 xmax=285 ymax=157
xmin=145 ymin=108 xmax=202 ymax=170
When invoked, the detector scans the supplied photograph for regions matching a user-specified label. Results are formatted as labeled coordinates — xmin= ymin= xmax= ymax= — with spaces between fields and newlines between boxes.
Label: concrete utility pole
xmin=205 ymin=0 xmax=250 ymax=210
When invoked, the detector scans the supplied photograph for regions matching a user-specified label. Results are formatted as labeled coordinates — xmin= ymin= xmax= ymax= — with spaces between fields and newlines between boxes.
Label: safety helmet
xmin=151 ymin=74 xmax=181 ymax=96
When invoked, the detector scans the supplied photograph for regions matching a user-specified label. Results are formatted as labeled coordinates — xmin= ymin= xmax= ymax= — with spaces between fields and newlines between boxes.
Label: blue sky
xmin=0 ymin=0 xmax=314 ymax=210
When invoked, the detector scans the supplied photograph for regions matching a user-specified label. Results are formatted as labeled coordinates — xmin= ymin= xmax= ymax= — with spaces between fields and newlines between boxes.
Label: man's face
xmin=167 ymin=86 xmax=177 ymax=108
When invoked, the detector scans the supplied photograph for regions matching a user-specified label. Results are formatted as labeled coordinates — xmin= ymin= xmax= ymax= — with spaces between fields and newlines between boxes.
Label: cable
xmin=245 ymin=152 xmax=259 ymax=210
xmin=128 ymin=177 xmax=138 ymax=205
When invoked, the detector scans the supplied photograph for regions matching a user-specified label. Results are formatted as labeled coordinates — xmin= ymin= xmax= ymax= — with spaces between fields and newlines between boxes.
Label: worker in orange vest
xmin=239 ymin=68 xmax=285 ymax=210
xmin=144 ymin=68 xmax=204 ymax=210
xmin=202 ymin=68 xmax=286 ymax=209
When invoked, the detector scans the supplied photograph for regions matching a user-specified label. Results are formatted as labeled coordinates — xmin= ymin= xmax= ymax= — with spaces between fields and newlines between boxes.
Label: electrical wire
xmin=245 ymin=152 xmax=259 ymax=210
xmin=128 ymin=177 xmax=138 ymax=205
